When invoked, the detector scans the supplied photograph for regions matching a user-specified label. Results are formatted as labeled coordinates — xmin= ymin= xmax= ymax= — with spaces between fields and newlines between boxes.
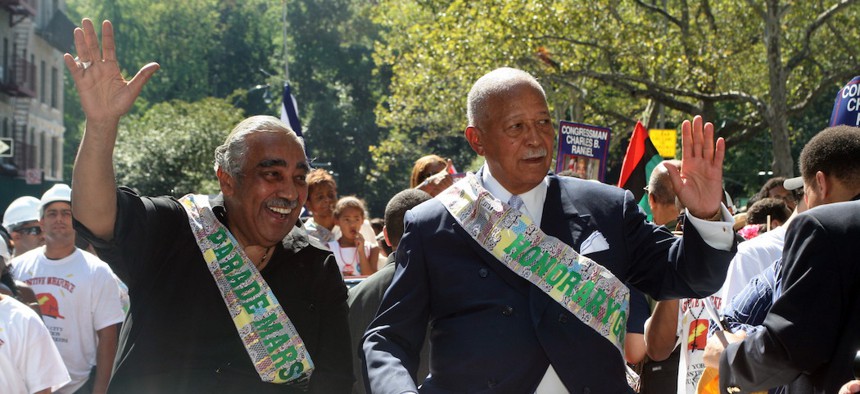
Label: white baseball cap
xmin=783 ymin=177 xmax=803 ymax=191
xmin=3 ymin=196 xmax=41 ymax=232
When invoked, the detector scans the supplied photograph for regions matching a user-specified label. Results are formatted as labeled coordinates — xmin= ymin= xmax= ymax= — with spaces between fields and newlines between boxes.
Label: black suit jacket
xmin=348 ymin=252 xmax=430 ymax=393
xmin=362 ymin=174 xmax=735 ymax=393
xmin=721 ymin=199 xmax=860 ymax=393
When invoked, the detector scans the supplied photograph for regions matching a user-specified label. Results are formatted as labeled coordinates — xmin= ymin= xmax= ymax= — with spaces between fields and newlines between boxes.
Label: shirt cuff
xmin=684 ymin=204 xmax=734 ymax=251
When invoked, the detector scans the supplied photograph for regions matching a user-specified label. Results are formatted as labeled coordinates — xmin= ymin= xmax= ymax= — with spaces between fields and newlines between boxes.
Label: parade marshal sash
xmin=437 ymin=174 xmax=630 ymax=351
xmin=179 ymin=194 xmax=313 ymax=384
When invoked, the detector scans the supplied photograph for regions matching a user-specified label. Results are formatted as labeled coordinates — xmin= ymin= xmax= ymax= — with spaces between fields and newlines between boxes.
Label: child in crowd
xmin=329 ymin=197 xmax=378 ymax=277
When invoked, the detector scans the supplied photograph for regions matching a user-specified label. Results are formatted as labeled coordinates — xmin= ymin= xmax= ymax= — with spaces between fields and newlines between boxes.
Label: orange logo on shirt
xmin=687 ymin=319 xmax=709 ymax=350
xmin=36 ymin=293 xmax=65 ymax=319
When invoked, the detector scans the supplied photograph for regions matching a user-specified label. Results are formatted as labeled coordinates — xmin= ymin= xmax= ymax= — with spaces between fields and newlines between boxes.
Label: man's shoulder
xmin=77 ymin=249 xmax=119 ymax=275
xmin=9 ymin=248 xmax=43 ymax=274
xmin=804 ymin=199 xmax=860 ymax=221
xmin=792 ymin=200 xmax=860 ymax=236
xmin=404 ymin=197 xmax=450 ymax=224
xmin=348 ymin=263 xmax=396 ymax=305
xmin=554 ymin=175 xmax=628 ymax=200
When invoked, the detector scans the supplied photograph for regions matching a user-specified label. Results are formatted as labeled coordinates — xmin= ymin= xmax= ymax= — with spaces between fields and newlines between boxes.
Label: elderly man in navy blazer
xmin=361 ymin=67 xmax=736 ymax=393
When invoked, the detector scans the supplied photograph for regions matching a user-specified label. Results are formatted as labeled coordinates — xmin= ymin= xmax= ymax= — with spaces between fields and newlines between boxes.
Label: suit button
xmin=558 ymin=313 xmax=568 ymax=323
xmin=478 ymin=268 xmax=489 ymax=278
xmin=502 ymin=306 xmax=513 ymax=316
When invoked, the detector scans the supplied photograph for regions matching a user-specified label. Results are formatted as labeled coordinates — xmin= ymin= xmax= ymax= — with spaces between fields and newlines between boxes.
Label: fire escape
xmin=1 ymin=0 xmax=38 ymax=177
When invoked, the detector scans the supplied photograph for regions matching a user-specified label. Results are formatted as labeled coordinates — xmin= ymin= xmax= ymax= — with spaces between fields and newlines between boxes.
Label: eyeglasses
xmin=14 ymin=227 xmax=42 ymax=236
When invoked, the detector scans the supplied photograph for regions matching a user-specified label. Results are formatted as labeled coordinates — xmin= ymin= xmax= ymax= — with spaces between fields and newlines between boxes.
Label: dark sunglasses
xmin=15 ymin=227 xmax=42 ymax=236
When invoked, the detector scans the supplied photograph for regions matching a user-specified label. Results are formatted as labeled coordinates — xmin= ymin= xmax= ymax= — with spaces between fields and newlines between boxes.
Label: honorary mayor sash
xmin=179 ymin=194 xmax=314 ymax=384
xmin=438 ymin=174 xmax=630 ymax=351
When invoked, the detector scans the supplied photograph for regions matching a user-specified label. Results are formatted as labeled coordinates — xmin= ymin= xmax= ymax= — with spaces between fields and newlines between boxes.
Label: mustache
xmin=523 ymin=147 xmax=548 ymax=160
xmin=266 ymin=198 xmax=299 ymax=209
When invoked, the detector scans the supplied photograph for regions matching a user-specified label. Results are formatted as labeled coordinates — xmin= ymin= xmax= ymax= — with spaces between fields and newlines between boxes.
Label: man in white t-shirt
xmin=11 ymin=184 xmax=124 ymax=394
xmin=0 ymin=292 xmax=71 ymax=394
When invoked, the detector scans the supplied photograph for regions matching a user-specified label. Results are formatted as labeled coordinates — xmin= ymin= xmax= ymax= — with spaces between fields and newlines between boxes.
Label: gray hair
xmin=213 ymin=115 xmax=305 ymax=179
xmin=467 ymin=67 xmax=547 ymax=128
xmin=647 ymin=160 xmax=680 ymax=205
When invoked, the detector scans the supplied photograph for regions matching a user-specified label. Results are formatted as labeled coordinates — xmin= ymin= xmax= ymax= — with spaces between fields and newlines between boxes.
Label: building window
xmin=2 ymin=39 xmax=8 ymax=84
xmin=41 ymin=61 xmax=47 ymax=103
xmin=51 ymin=67 xmax=59 ymax=108
xmin=28 ymin=127 xmax=36 ymax=169
xmin=29 ymin=54 xmax=36 ymax=91
xmin=39 ymin=132 xmax=46 ymax=169
xmin=52 ymin=136 xmax=60 ymax=178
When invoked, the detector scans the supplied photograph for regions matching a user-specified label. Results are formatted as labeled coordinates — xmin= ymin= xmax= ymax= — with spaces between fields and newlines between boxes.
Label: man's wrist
xmin=706 ymin=209 xmax=723 ymax=221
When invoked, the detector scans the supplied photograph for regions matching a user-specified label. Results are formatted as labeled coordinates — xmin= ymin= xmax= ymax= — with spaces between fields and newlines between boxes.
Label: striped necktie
xmin=508 ymin=194 xmax=525 ymax=212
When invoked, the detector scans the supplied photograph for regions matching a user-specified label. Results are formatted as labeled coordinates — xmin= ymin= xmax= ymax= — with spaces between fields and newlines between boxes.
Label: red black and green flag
xmin=617 ymin=121 xmax=663 ymax=220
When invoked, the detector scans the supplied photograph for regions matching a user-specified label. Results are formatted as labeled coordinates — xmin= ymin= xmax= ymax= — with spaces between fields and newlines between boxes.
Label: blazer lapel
xmin=541 ymin=176 xmax=594 ymax=250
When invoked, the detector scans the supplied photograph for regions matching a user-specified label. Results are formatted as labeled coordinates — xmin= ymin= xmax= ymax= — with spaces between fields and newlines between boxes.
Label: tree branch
xmin=566 ymin=70 xmax=766 ymax=109
xmin=785 ymin=0 xmax=860 ymax=73
xmin=702 ymin=0 xmax=719 ymax=33
xmin=788 ymin=68 xmax=860 ymax=115
xmin=633 ymin=0 xmax=684 ymax=28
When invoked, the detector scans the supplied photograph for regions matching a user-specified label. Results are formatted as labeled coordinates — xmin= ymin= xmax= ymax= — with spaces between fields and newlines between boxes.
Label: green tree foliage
xmin=65 ymin=0 xmax=394 ymax=214
xmin=371 ymin=0 xmax=860 ymax=196
xmin=63 ymin=0 xmax=286 ymax=192
xmin=67 ymin=0 xmax=281 ymax=103
xmin=113 ymin=98 xmax=244 ymax=196
xmin=285 ymin=0 xmax=391 ymax=215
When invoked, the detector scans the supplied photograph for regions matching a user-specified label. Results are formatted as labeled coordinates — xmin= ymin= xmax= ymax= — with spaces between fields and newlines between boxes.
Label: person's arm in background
xmin=624 ymin=287 xmax=650 ymax=364
xmin=92 ymin=324 xmax=119 ymax=394
xmin=65 ymin=19 xmax=158 ymax=240
xmin=644 ymin=300 xmax=679 ymax=361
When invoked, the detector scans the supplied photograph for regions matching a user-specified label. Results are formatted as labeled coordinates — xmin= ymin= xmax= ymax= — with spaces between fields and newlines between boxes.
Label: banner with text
xmin=556 ymin=121 xmax=611 ymax=182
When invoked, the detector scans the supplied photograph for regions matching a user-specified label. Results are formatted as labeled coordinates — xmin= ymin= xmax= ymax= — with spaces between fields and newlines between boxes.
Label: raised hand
xmin=664 ymin=115 xmax=726 ymax=219
xmin=63 ymin=19 xmax=159 ymax=124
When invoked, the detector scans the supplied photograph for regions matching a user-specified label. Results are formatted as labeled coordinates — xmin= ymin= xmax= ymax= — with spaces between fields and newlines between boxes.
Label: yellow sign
xmin=650 ymin=129 xmax=677 ymax=158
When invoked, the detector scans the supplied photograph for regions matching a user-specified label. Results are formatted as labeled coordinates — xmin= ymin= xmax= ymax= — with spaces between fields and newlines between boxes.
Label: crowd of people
xmin=1 ymin=18 xmax=859 ymax=394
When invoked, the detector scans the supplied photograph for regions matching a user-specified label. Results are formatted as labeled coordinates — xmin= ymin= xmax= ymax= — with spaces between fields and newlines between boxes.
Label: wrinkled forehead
xmin=244 ymin=132 xmax=309 ymax=169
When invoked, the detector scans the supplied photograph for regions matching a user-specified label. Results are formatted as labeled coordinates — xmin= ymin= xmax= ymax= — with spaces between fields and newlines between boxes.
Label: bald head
xmin=647 ymin=160 xmax=682 ymax=226
xmin=467 ymin=67 xmax=547 ymax=130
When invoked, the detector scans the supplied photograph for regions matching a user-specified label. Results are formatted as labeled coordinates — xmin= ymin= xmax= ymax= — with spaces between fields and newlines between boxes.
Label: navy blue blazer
xmin=721 ymin=198 xmax=860 ymax=394
xmin=362 ymin=174 xmax=734 ymax=393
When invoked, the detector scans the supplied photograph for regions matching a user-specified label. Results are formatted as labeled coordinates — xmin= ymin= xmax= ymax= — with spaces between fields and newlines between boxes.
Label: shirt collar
xmin=480 ymin=163 xmax=549 ymax=227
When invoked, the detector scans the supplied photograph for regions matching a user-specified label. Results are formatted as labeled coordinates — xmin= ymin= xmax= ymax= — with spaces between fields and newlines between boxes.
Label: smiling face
xmin=466 ymin=82 xmax=555 ymax=194
xmin=218 ymin=131 xmax=309 ymax=248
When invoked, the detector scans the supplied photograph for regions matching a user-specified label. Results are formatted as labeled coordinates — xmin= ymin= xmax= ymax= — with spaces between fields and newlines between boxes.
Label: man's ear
xmin=814 ymin=171 xmax=829 ymax=199
xmin=216 ymin=167 xmax=236 ymax=197
xmin=382 ymin=226 xmax=393 ymax=248
xmin=465 ymin=126 xmax=485 ymax=156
